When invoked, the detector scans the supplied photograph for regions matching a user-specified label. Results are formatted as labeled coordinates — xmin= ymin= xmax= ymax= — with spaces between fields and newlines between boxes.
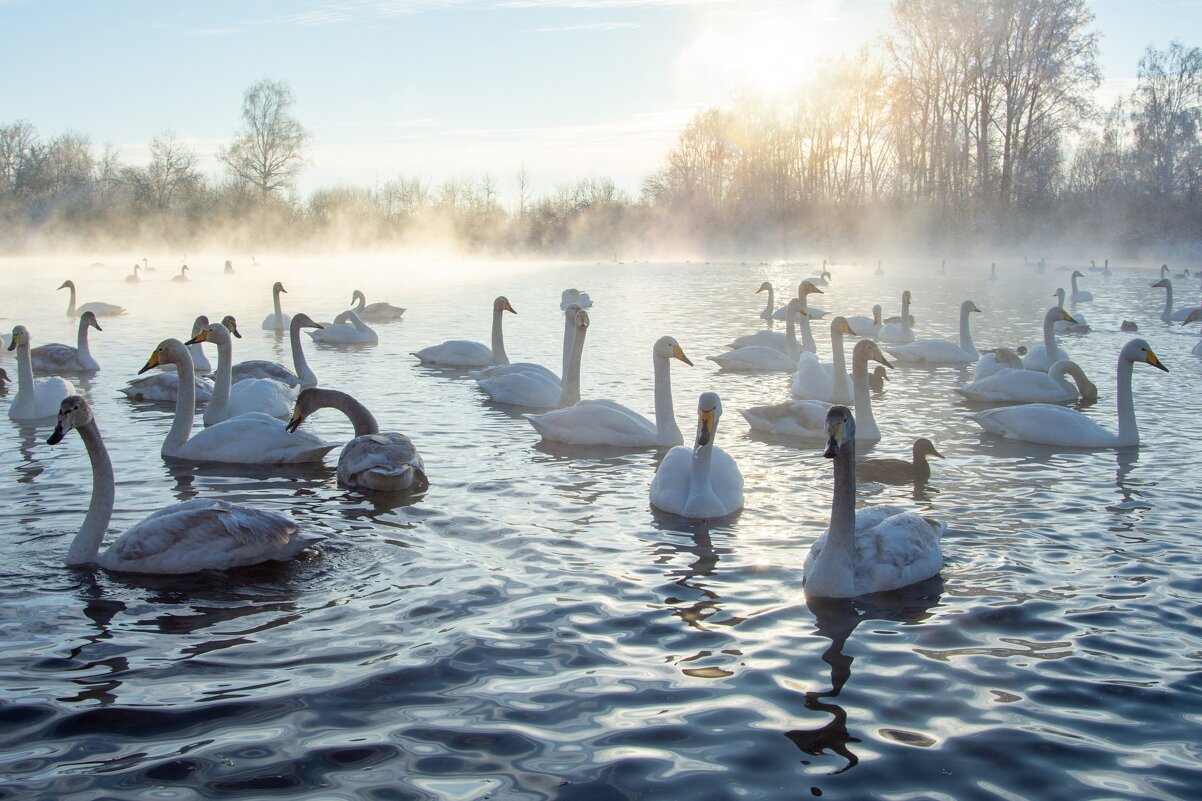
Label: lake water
xmin=1 ymin=253 xmax=1199 ymax=800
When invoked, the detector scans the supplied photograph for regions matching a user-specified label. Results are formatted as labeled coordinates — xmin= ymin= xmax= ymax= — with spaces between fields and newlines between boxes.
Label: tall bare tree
xmin=220 ymin=79 xmax=310 ymax=196
xmin=1132 ymin=41 xmax=1202 ymax=196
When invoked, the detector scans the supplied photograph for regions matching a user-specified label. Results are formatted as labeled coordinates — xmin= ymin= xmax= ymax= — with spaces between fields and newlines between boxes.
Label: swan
xmin=412 ymin=296 xmax=515 ymax=367
xmin=971 ymin=339 xmax=1167 ymax=447
xmin=877 ymin=291 xmax=914 ymax=344
xmin=756 ymin=281 xmax=776 ymax=320
xmin=30 ymin=311 xmax=102 ymax=372
xmin=561 ymin=288 xmax=593 ymax=310
xmin=287 ymin=388 xmax=427 ymax=492
xmin=262 ymin=282 xmax=292 ymax=331
xmin=792 ymin=317 xmax=854 ymax=402
xmin=142 ymin=257 xmax=155 ymax=273
xmin=1022 ymin=307 xmax=1076 ymax=371
xmin=807 ymin=261 xmax=832 ymax=286
xmin=45 ymin=396 xmax=321 ymax=573
xmin=774 ymin=280 xmax=827 ymax=320
xmin=990 ymin=263 xmax=997 ymax=281
xmin=473 ymin=302 xmax=580 ymax=384
xmin=742 ymin=339 xmax=892 ymax=441
xmin=802 ymin=405 xmax=945 ymax=599
xmin=124 ymin=264 xmax=141 ymax=283
xmin=525 ymin=335 xmax=692 ymax=447
xmin=731 ymin=284 xmax=821 ymax=353
xmin=172 ymin=265 xmax=190 ymax=283
xmin=138 ymin=339 xmax=334 ymax=464
xmin=188 ymin=322 xmax=295 ymax=424
xmin=1070 ymin=270 xmax=1093 ymax=303
xmin=225 ymin=259 xmax=234 ymax=275
xmin=1180 ymin=309 xmax=1202 ymax=355
xmin=308 ymin=310 xmax=378 ymax=345
xmin=8 ymin=326 xmax=75 ymax=419
xmin=1151 ymin=278 xmax=1201 ymax=322
xmin=957 ymin=359 xmax=1098 ymax=404
xmin=708 ymin=299 xmax=802 ymax=371
xmin=874 ymin=260 xmax=884 ymax=276
xmin=972 ymin=347 xmax=1024 ymax=381
xmin=650 ymin=392 xmax=743 ymax=519
xmin=869 ymin=365 xmax=888 ymax=392
xmin=477 ymin=308 xmax=589 ymax=409
xmin=351 ymin=290 xmax=405 ymax=321
xmin=939 ymin=259 xmax=947 ymax=276
xmin=1176 ymin=267 xmax=1191 ymax=280
xmin=59 ymin=280 xmax=124 ymax=317
xmin=118 ymin=316 xmax=215 ymax=403
xmin=233 ymin=313 xmax=323 ymax=388
xmin=857 ymin=438 xmax=944 ymax=485
xmin=846 ymin=305 xmax=882 ymax=339
xmin=1052 ymin=288 xmax=1090 ymax=332
xmin=884 ymin=300 xmax=980 ymax=365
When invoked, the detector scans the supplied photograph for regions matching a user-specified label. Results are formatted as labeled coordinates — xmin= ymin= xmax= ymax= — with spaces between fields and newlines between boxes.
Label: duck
xmin=971 ymin=339 xmax=1167 ymax=447
xmin=232 ymin=313 xmax=323 ymax=388
xmin=649 ymin=392 xmax=743 ymax=520
xmin=846 ymin=305 xmax=882 ymax=339
xmin=741 ymin=339 xmax=892 ymax=441
xmin=803 ymin=406 xmax=945 ymax=599
xmin=118 ymin=316 xmax=216 ymax=403
xmin=477 ymin=308 xmax=589 ymax=409
xmin=138 ymin=339 xmax=334 ymax=464
xmin=287 ymin=388 xmax=427 ymax=492
xmin=857 ymin=438 xmax=944 ymax=485
xmin=350 ymin=290 xmax=405 ymax=321
xmin=560 ymin=288 xmax=593 ymax=310
xmin=1022 ymin=307 xmax=1076 ymax=371
xmin=7 ymin=326 xmax=76 ymax=419
xmin=1180 ymin=309 xmax=1202 ymax=355
xmin=708 ymin=299 xmax=802 ymax=371
xmin=188 ymin=322 xmax=295 ymax=424
xmin=877 ymin=291 xmax=914 ymax=344
xmin=308 ymin=310 xmax=378 ymax=345
xmin=59 ymin=280 xmax=125 ymax=317
xmin=868 ymin=365 xmax=888 ymax=392
xmin=45 ymin=396 xmax=321 ymax=573
xmin=792 ymin=317 xmax=855 ymax=403
xmin=957 ymin=359 xmax=1097 ymax=404
xmin=172 ymin=265 xmax=190 ymax=283
xmin=525 ymin=335 xmax=693 ymax=447
xmin=124 ymin=264 xmax=141 ymax=283
xmin=412 ymin=296 xmax=516 ymax=367
xmin=1052 ymin=288 xmax=1090 ymax=332
xmin=262 ymin=282 xmax=292 ymax=331
xmin=884 ymin=300 xmax=980 ymax=364
xmin=30 ymin=311 xmax=102 ymax=372
xmin=972 ymin=347 xmax=1025 ymax=381
xmin=1121 ymin=320 xmax=1139 ymax=332
xmin=1069 ymin=270 xmax=1093 ymax=303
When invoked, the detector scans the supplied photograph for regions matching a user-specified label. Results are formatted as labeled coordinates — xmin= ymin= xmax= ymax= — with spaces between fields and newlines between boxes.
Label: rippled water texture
xmin=1 ymin=254 xmax=1200 ymax=800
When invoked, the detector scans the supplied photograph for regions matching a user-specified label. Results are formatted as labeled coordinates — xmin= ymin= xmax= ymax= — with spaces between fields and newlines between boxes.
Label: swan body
xmin=803 ymin=406 xmax=945 ymax=599
xmin=1022 ymin=307 xmax=1076 ymax=371
xmin=1052 ymin=288 xmax=1090 ymax=332
xmin=807 ymin=263 xmax=832 ymax=286
xmin=1152 ymin=278 xmax=1202 ymax=322
xmin=709 ymin=299 xmax=801 ymax=371
xmin=1070 ymin=270 xmax=1093 ymax=302
xmin=125 ymin=264 xmax=141 ymax=283
xmin=846 ymin=305 xmax=882 ymax=339
xmin=59 ymin=280 xmax=124 ymax=317
xmin=972 ymin=347 xmax=1024 ymax=381
xmin=30 ymin=312 xmax=102 ymax=372
xmin=118 ymin=373 xmax=214 ymax=403
xmin=262 ymin=282 xmax=292 ymax=331
xmin=561 ymin=288 xmax=593 ymax=310
xmin=525 ymin=335 xmax=692 ymax=447
xmin=474 ymin=303 xmax=580 ymax=386
xmin=188 ymin=322 xmax=295 ymax=424
xmin=877 ymin=291 xmax=914 ymax=344
xmin=477 ymin=307 xmax=588 ymax=408
xmin=971 ymin=339 xmax=1167 ymax=447
xmin=8 ymin=326 xmax=75 ymax=419
xmin=288 ymin=388 xmax=426 ymax=492
xmin=957 ymin=360 xmax=1097 ymax=404
xmin=413 ymin=296 xmax=515 ymax=367
xmin=885 ymin=300 xmax=980 ymax=364
xmin=650 ymin=392 xmax=743 ymax=519
xmin=46 ymin=396 xmax=320 ymax=574
xmin=233 ymin=313 xmax=322 ymax=388
xmin=308 ymin=310 xmax=378 ymax=344
xmin=172 ymin=265 xmax=190 ymax=282
xmin=857 ymin=438 xmax=944 ymax=485
xmin=792 ymin=317 xmax=853 ymax=403
xmin=351 ymin=290 xmax=405 ymax=321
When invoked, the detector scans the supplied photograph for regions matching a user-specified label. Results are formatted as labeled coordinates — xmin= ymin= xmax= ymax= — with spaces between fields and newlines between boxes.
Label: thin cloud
xmin=186 ymin=27 xmax=242 ymax=38
xmin=523 ymin=21 xmax=639 ymax=32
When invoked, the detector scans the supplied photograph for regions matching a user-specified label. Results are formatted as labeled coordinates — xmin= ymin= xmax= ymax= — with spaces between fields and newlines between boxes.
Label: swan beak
xmin=5 ymin=336 xmax=16 ymax=352
xmin=1145 ymin=350 xmax=1169 ymax=372
xmin=185 ymin=330 xmax=209 ymax=345
xmin=697 ymin=409 xmax=714 ymax=447
xmin=47 ymin=422 xmax=67 ymax=445
xmin=90 ymin=318 xmax=102 ymax=331
xmin=286 ymin=409 xmax=303 ymax=433
xmin=57 ymin=281 xmax=69 ymax=290
xmin=672 ymin=345 xmax=694 ymax=366
xmin=823 ymin=421 xmax=848 ymax=458
xmin=503 ymin=300 xmax=517 ymax=314
xmin=138 ymin=350 xmax=161 ymax=374
xmin=1058 ymin=309 xmax=1075 ymax=322
xmin=875 ymin=352 xmax=894 ymax=369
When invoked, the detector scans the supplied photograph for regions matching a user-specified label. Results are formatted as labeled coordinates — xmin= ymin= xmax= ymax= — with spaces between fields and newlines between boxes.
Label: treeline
xmin=2 ymin=0 xmax=1200 ymax=255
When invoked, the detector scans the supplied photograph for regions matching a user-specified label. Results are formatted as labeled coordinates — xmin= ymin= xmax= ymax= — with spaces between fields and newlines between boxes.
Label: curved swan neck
xmin=1042 ymin=311 xmax=1058 ymax=355
xmin=67 ymin=419 xmax=115 ymax=565
xmin=851 ymin=352 xmax=879 ymax=438
xmin=959 ymin=306 xmax=976 ymax=355
xmin=1162 ymin=282 xmax=1173 ymax=319
xmin=491 ymin=306 xmax=509 ymax=365
xmin=1071 ymin=273 xmax=1080 ymax=293
xmin=559 ymin=325 xmax=587 ymax=405
xmin=76 ymin=318 xmax=94 ymax=362
xmin=165 ymin=348 xmax=196 ymax=456
xmin=205 ymin=334 xmax=233 ymax=425
xmin=762 ymin=286 xmax=774 ymax=318
xmin=1054 ymin=289 xmax=1066 ymax=309
xmin=309 ymin=388 xmax=379 ymax=436
xmin=1115 ymin=353 xmax=1138 ymax=446
xmin=64 ymin=284 xmax=77 ymax=316
xmin=686 ymin=426 xmax=716 ymax=511
xmin=653 ymin=353 xmax=682 ymax=444
xmin=353 ymin=292 xmax=366 ymax=312
xmin=289 ymin=317 xmax=318 ymax=387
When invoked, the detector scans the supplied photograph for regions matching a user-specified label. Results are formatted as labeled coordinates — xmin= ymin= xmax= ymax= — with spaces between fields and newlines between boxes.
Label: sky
xmin=3 ymin=0 xmax=1201 ymax=202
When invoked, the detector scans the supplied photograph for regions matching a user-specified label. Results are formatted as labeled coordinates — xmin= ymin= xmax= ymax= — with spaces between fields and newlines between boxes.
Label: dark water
xmin=1 ymin=254 xmax=1200 ymax=800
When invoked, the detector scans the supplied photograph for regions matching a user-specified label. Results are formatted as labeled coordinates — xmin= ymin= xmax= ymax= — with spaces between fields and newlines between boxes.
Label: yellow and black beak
xmin=823 ymin=421 xmax=848 ymax=459
xmin=1145 ymin=349 xmax=1169 ymax=372
xmin=185 ymin=329 xmax=209 ymax=346
xmin=138 ymin=349 xmax=161 ymax=374
xmin=6 ymin=335 xmax=16 ymax=352
xmin=1058 ymin=309 xmax=1075 ymax=322
xmin=285 ymin=407 xmax=304 ymax=433
xmin=673 ymin=345 xmax=694 ymax=367
xmin=697 ymin=408 xmax=714 ymax=447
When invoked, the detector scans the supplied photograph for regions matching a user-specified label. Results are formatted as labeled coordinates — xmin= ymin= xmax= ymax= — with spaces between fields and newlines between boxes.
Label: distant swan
xmin=803 ymin=405 xmax=945 ymax=599
xmin=172 ymin=265 xmax=190 ymax=282
xmin=1022 ymin=307 xmax=1076 ymax=371
xmin=1052 ymin=288 xmax=1090 ymax=332
xmin=124 ymin=264 xmax=141 ymax=283
xmin=350 ymin=289 xmax=405 ymax=321
xmin=731 ymin=283 xmax=822 ymax=353
xmin=477 ymin=307 xmax=588 ymax=409
xmin=792 ymin=317 xmax=854 ymax=403
xmin=877 ymin=291 xmax=914 ymax=344
xmin=756 ymin=281 xmax=776 ymax=320
xmin=957 ymin=359 xmax=1098 ymax=404
xmin=8 ymin=326 xmax=75 ymax=419
xmin=262 ymin=282 xmax=292 ymax=331
xmin=309 ymin=309 xmax=378 ymax=345
xmin=46 ymin=395 xmax=320 ymax=574
xmin=650 ymin=392 xmax=743 ymax=519
xmin=708 ymin=298 xmax=802 ymax=371
xmin=846 ymin=305 xmax=882 ymax=339
xmin=1151 ymin=277 xmax=1201 ymax=322
xmin=59 ymin=280 xmax=124 ymax=317
xmin=1069 ymin=270 xmax=1093 ymax=303
xmin=30 ymin=311 xmax=102 ymax=372
xmin=884 ymin=300 xmax=980 ymax=364
xmin=775 ymin=280 xmax=827 ymax=320
xmin=412 ymin=296 xmax=515 ymax=367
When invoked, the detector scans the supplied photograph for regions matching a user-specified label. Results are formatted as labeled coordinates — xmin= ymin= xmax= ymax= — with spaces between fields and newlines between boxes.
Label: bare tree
xmin=1132 ymin=41 xmax=1202 ymax=196
xmin=138 ymin=131 xmax=200 ymax=209
xmin=220 ymin=79 xmax=310 ymax=196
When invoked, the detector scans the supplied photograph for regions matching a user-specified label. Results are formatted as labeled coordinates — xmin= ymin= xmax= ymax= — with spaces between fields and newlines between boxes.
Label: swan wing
xmin=648 ymin=445 xmax=692 ymax=514
xmin=956 ymin=369 xmax=1072 ymax=404
xmin=338 ymin=432 xmax=426 ymax=491
xmin=229 ymin=378 xmax=296 ymax=419
xmin=525 ymin=400 xmax=658 ymax=445
xmin=971 ymin=405 xmax=1116 ymax=447
xmin=477 ymin=370 xmax=563 ymax=408
xmin=740 ymin=400 xmax=829 ymax=437
xmin=726 ymin=330 xmax=787 ymax=352
xmin=885 ymin=339 xmax=975 ymax=364
xmin=707 ymin=346 xmax=796 ymax=371
xmin=120 ymin=373 xmax=214 ymax=403
xmin=791 ymin=353 xmax=835 ymax=400
xmin=232 ymin=361 xmax=301 ymax=387
xmin=178 ymin=413 xmax=334 ymax=464
xmin=77 ymin=302 xmax=125 ymax=316
xmin=412 ymin=339 xmax=493 ymax=367
xmin=853 ymin=508 xmax=945 ymax=594
xmin=471 ymin=362 xmax=560 ymax=382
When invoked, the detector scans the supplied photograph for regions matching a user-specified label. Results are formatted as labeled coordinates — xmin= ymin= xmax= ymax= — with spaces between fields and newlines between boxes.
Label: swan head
xmin=221 ymin=315 xmax=243 ymax=338
xmin=139 ymin=338 xmax=189 ymax=373
xmin=1071 ymin=270 xmax=1084 ymax=279
xmin=822 ymin=405 xmax=855 ymax=459
xmin=963 ymin=300 xmax=981 ymax=315
xmin=191 ymin=315 xmax=211 ymax=336
xmin=291 ymin=312 xmax=323 ymax=330
xmin=7 ymin=325 xmax=29 ymax=351
xmin=832 ymin=316 xmax=853 ymax=336
xmin=57 ymin=280 xmax=75 ymax=291
xmin=1047 ymin=306 xmax=1075 ymax=323
xmin=187 ymin=321 xmax=234 ymax=347
xmin=1124 ymin=339 xmax=1168 ymax=372
xmin=563 ymin=303 xmax=581 ymax=321
xmin=799 ymin=280 xmax=823 ymax=296
xmin=495 ymin=296 xmax=517 ymax=314
xmin=654 ymin=335 xmax=693 ymax=366
xmin=47 ymin=395 xmax=92 ymax=445
xmin=694 ymin=392 xmax=721 ymax=447
xmin=286 ymin=387 xmax=323 ymax=433
xmin=1181 ymin=309 xmax=1202 ymax=326
xmin=273 ymin=281 xmax=287 ymax=294
xmin=1053 ymin=288 xmax=1066 ymax=302
xmin=853 ymin=338 xmax=893 ymax=369
xmin=755 ymin=281 xmax=772 ymax=294
xmin=80 ymin=311 xmax=102 ymax=332
xmin=182 ymin=265 xmax=190 ymax=273
xmin=1151 ymin=278 xmax=1170 ymax=289
xmin=914 ymin=438 xmax=943 ymax=460
xmin=786 ymin=298 xmax=802 ymax=316
xmin=902 ymin=290 xmax=912 ymax=303
xmin=573 ymin=308 xmax=589 ymax=331
xmin=352 ymin=289 xmax=366 ymax=304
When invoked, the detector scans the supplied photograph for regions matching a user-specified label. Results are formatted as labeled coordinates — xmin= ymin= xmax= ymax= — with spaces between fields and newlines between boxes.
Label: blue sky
xmin=3 ymin=0 xmax=1199 ymax=200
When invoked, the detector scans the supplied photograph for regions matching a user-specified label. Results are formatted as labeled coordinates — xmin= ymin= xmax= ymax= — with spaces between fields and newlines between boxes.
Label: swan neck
xmin=1163 ymin=283 xmax=1173 ymax=318
xmin=354 ymin=293 xmax=365 ymax=312
xmin=559 ymin=326 xmax=587 ymax=405
xmin=289 ymin=318 xmax=318 ymax=387
xmin=851 ymin=353 xmax=878 ymax=438
xmin=14 ymin=341 xmax=35 ymax=413
xmin=685 ymin=432 xmax=716 ymax=512
xmin=763 ymin=286 xmax=774 ymax=317
xmin=273 ymin=286 xmax=283 ymax=320
xmin=799 ymin=314 xmax=816 ymax=354
xmin=959 ymin=307 xmax=976 ymax=355
xmin=491 ymin=307 xmax=509 ymax=365
xmin=165 ymin=351 xmax=195 ymax=456
xmin=810 ymin=446 xmax=857 ymax=597
xmin=784 ymin=310 xmax=801 ymax=360
xmin=313 ymin=389 xmax=379 ymax=436
xmin=67 ymin=419 xmax=115 ymax=565
xmin=1115 ymin=353 xmax=1137 ymax=446
xmin=65 ymin=284 xmax=77 ymax=316
xmin=76 ymin=318 xmax=93 ymax=361
xmin=1043 ymin=313 xmax=1058 ymax=356
xmin=901 ymin=297 xmax=911 ymax=336
xmin=205 ymin=336 xmax=232 ymax=425
xmin=831 ymin=330 xmax=850 ymax=403
xmin=561 ymin=310 xmax=576 ymax=378
xmin=652 ymin=354 xmax=682 ymax=444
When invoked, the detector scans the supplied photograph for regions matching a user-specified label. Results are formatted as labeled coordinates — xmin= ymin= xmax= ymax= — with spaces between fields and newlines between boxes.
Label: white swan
xmin=884 ymin=300 xmax=980 ymax=364
xmin=473 ymin=302 xmax=580 ymax=385
xmin=1151 ymin=278 xmax=1201 ymax=322
xmin=742 ymin=338 xmax=892 ymax=441
xmin=1022 ymin=307 xmax=1076 ymax=371
xmin=30 ymin=312 xmax=102 ymax=372
xmin=957 ymin=359 xmax=1098 ymax=404
xmin=1052 ymin=288 xmax=1090 ymax=332
xmin=308 ymin=310 xmax=378 ymax=345
xmin=225 ymin=259 xmax=234 ymax=275
xmin=138 ymin=339 xmax=334 ymax=464
xmin=972 ymin=347 xmax=1025 ymax=381
xmin=807 ymin=261 xmax=832 ymax=286
xmin=477 ymin=308 xmax=589 ymax=409
xmin=792 ymin=317 xmax=854 ymax=403
xmin=46 ymin=396 xmax=321 ymax=573
xmin=774 ymin=280 xmax=828 ymax=320
xmin=287 ymin=388 xmax=427 ymax=492
xmin=8 ymin=326 xmax=75 ymax=419
xmin=412 ymin=296 xmax=515 ymax=367
xmin=877 ymin=291 xmax=914 ymax=344
xmin=1180 ymin=309 xmax=1202 ymax=355
xmin=124 ymin=264 xmax=141 ymax=283
xmin=525 ymin=335 xmax=692 ymax=447
xmin=971 ymin=339 xmax=1167 ymax=447
xmin=233 ymin=313 xmax=322 ymax=388
xmin=990 ymin=262 xmax=997 ymax=281
xmin=119 ymin=316 xmax=215 ymax=403
xmin=708 ymin=299 xmax=801 ymax=371
xmin=59 ymin=280 xmax=124 ymax=317
xmin=846 ymin=305 xmax=882 ymax=339
xmin=756 ymin=281 xmax=776 ymax=320
xmin=188 ymin=322 xmax=295 ymax=424
xmin=730 ymin=284 xmax=822 ymax=353
xmin=351 ymin=290 xmax=405 ymax=321
xmin=1070 ymin=270 xmax=1093 ymax=303
xmin=262 ymin=282 xmax=292 ymax=331
xmin=561 ymin=288 xmax=593 ymax=310
xmin=802 ymin=405 xmax=945 ymax=599
xmin=172 ymin=265 xmax=190 ymax=283
xmin=650 ymin=392 xmax=743 ymax=519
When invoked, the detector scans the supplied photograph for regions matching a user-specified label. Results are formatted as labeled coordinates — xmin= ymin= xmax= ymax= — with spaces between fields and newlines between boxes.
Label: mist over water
xmin=1 ymin=252 xmax=1200 ymax=799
